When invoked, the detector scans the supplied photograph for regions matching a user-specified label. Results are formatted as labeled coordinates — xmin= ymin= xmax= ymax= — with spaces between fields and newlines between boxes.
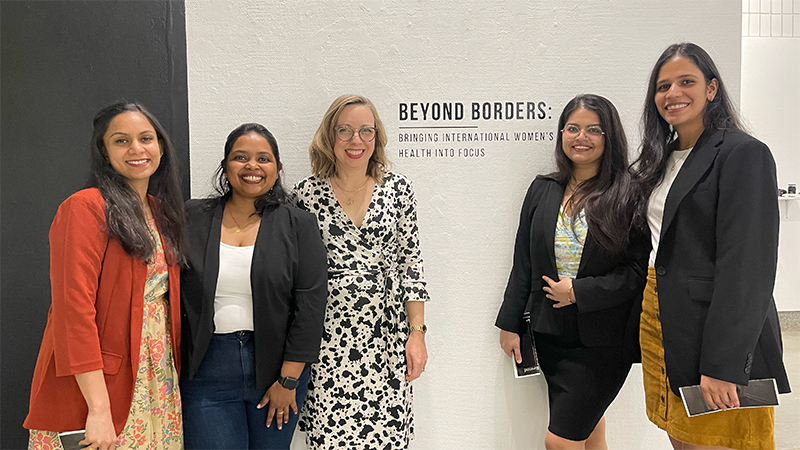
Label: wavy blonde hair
xmin=309 ymin=94 xmax=390 ymax=183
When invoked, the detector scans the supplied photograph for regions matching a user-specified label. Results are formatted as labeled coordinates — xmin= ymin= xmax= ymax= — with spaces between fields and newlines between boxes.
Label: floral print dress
xmin=291 ymin=172 xmax=429 ymax=450
xmin=29 ymin=221 xmax=182 ymax=450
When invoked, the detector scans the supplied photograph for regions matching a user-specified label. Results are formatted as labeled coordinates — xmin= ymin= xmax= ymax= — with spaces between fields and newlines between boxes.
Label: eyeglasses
xmin=335 ymin=125 xmax=377 ymax=142
xmin=561 ymin=124 xmax=604 ymax=140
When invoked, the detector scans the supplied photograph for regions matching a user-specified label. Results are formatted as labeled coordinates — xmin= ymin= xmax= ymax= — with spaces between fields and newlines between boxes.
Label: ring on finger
xmin=277 ymin=411 xmax=284 ymax=415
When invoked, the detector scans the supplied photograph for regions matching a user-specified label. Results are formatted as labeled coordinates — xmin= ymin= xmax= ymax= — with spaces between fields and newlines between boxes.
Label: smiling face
xmin=225 ymin=132 xmax=279 ymax=201
xmin=561 ymin=107 xmax=605 ymax=173
xmin=333 ymin=104 xmax=376 ymax=175
xmin=654 ymin=55 xmax=718 ymax=138
xmin=103 ymin=111 xmax=162 ymax=192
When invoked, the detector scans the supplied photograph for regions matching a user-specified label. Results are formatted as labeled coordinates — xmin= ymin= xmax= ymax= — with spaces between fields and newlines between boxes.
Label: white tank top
xmin=213 ymin=242 xmax=255 ymax=333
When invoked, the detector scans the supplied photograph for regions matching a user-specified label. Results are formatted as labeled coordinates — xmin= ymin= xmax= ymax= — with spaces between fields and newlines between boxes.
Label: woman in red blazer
xmin=24 ymin=102 xmax=187 ymax=450
xmin=633 ymin=43 xmax=790 ymax=450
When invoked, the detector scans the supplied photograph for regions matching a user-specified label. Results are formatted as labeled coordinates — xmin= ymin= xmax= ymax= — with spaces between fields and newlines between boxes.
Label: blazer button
xmin=744 ymin=353 xmax=753 ymax=374
xmin=656 ymin=266 xmax=667 ymax=276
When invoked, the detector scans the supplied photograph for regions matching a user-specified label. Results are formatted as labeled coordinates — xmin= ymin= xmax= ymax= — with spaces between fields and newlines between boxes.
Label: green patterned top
xmin=555 ymin=206 xmax=587 ymax=278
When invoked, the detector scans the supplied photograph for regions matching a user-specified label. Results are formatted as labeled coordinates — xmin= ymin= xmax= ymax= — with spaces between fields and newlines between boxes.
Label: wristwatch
xmin=278 ymin=376 xmax=299 ymax=390
xmin=409 ymin=324 xmax=427 ymax=334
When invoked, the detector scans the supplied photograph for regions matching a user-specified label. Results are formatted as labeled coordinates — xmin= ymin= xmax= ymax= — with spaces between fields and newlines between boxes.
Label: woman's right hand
xmin=80 ymin=408 xmax=117 ymax=450
xmin=700 ymin=374 xmax=740 ymax=411
xmin=499 ymin=330 xmax=521 ymax=363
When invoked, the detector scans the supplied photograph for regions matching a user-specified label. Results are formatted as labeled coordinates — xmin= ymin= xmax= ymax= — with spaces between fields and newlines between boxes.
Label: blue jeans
xmin=181 ymin=331 xmax=310 ymax=450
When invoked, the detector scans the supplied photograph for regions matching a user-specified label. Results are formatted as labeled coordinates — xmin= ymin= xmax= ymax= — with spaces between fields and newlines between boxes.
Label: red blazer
xmin=24 ymin=188 xmax=181 ymax=434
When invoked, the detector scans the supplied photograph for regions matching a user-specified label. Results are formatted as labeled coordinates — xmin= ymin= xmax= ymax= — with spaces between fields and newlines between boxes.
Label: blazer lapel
xmin=660 ymin=128 xmax=724 ymax=240
xmin=200 ymin=201 xmax=225 ymax=327
xmin=536 ymin=181 xmax=563 ymax=276
xmin=577 ymin=233 xmax=598 ymax=275
xmin=250 ymin=206 xmax=275 ymax=290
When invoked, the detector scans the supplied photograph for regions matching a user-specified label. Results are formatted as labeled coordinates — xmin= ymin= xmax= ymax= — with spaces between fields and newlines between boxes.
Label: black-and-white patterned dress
xmin=290 ymin=172 xmax=429 ymax=449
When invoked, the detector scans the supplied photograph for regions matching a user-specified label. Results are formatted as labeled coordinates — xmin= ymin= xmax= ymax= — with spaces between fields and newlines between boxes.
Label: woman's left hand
xmin=542 ymin=275 xmax=574 ymax=308
xmin=258 ymin=382 xmax=297 ymax=430
xmin=405 ymin=331 xmax=428 ymax=381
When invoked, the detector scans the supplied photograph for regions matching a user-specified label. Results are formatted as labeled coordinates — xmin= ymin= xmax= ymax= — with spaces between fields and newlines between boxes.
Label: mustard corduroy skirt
xmin=641 ymin=267 xmax=774 ymax=450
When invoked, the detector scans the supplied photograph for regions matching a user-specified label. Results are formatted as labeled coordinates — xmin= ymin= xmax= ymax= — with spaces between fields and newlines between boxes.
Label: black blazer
xmin=653 ymin=128 xmax=790 ymax=395
xmin=180 ymin=197 xmax=328 ymax=390
xmin=496 ymin=177 xmax=649 ymax=362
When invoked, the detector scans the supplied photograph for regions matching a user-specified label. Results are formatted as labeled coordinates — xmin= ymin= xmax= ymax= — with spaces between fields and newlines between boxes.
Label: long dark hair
xmin=212 ymin=123 xmax=287 ymax=214
xmin=547 ymin=94 xmax=638 ymax=253
xmin=88 ymin=101 xmax=187 ymax=265
xmin=632 ymin=42 xmax=745 ymax=203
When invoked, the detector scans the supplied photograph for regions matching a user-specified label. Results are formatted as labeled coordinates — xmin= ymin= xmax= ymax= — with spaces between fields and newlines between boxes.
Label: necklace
xmin=670 ymin=149 xmax=691 ymax=171
xmin=227 ymin=208 xmax=258 ymax=233
xmin=332 ymin=177 xmax=370 ymax=205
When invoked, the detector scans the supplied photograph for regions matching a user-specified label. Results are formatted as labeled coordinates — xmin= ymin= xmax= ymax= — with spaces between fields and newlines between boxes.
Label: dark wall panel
xmin=0 ymin=2 xmax=189 ymax=447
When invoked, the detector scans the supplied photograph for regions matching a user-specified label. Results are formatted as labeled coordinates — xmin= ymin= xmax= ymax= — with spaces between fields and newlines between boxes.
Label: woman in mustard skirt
xmin=632 ymin=42 xmax=791 ymax=450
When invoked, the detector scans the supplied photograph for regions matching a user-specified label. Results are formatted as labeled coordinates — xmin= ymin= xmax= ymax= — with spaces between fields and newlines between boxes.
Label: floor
xmin=775 ymin=329 xmax=800 ymax=449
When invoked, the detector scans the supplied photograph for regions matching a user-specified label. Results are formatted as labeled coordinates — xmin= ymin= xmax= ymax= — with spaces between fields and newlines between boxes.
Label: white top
xmin=213 ymin=242 xmax=255 ymax=333
xmin=647 ymin=148 xmax=693 ymax=267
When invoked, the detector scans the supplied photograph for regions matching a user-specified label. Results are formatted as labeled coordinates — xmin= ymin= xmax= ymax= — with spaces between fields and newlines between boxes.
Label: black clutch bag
xmin=513 ymin=311 xmax=541 ymax=378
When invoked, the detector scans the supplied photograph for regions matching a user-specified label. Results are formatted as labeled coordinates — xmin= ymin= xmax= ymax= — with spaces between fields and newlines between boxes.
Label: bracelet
xmin=568 ymin=285 xmax=576 ymax=304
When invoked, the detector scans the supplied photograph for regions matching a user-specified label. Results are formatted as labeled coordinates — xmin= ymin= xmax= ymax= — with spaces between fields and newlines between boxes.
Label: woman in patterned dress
xmin=25 ymin=102 xmax=187 ymax=450
xmin=496 ymin=94 xmax=648 ymax=450
xmin=291 ymin=94 xmax=430 ymax=449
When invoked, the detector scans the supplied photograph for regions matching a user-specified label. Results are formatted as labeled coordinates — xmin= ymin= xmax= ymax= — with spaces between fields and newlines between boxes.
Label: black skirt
xmin=533 ymin=306 xmax=632 ymax=441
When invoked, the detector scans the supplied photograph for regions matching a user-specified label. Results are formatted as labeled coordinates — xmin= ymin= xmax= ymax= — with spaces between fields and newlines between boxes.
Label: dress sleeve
xmin=287 ymin=178 xmax=309 ymax=211
xmin=495 ymin=180 xmax=541 ymax=331
xmin=49 ymin=193 xmax=109 ymax=376
xmin=286 ymin=186 xmax=300 ymax=208
xmin=395 ymin=176 xmax=430 ymax=303
xmin=699 ymin=139 xmax=779 ymax=384
xmin=284 ymin=211 xmax=329 ymax=362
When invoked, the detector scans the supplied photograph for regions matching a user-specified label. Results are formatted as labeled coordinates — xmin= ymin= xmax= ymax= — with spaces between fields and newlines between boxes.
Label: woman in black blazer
xmin=180 ymin=123 xmax=327 ymax=450
xmin=497 ymin=94 xmax=648 ymax=449
xmin=633 ymin=43 xmax=790 ymax=450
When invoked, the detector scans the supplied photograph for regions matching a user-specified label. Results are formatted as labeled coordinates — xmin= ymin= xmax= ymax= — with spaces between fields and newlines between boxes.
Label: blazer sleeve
xmin=283 ymin=211 xmax=328 ymax=362
xmin=699 ymin=139 xmax=779 ymax=384
xmin=495 ymin=180 xmax=543 ymax=332
xmin=49 ymin=192 xmax=109 ymax=376
xmin=571 ymin=227 xmax=650 ymax=313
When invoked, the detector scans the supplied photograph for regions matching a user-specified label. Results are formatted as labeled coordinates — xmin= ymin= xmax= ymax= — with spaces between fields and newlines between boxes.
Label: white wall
xmin=185 ymin=2 xmax=742 ymax=448
xmin=741 ymin=37 xmax=800 ymax=312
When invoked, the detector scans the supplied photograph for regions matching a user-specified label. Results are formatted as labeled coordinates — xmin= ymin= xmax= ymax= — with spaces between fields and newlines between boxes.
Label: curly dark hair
xmin=212 ymin=123 xmax=287 ymax=214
